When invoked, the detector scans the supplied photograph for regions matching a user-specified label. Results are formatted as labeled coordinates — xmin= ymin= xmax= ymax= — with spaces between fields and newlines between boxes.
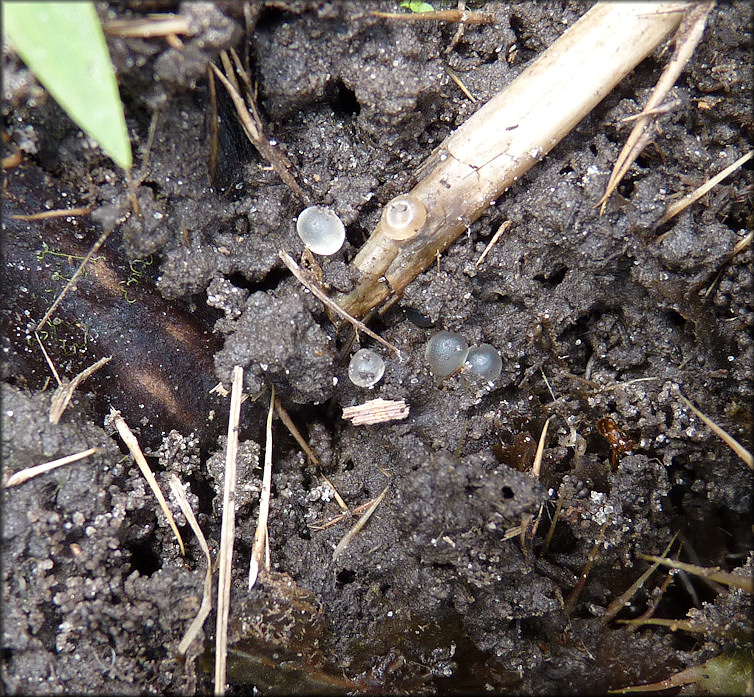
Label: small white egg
xmin=296 ymin=206 xmax=346 ymax=255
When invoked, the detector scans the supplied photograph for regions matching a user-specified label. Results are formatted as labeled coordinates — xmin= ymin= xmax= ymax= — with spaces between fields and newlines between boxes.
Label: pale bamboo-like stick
xmin=337 ymin=2 xmax=686 ymax=318
xmin=214 ymin=365 xmax=244 ymax=696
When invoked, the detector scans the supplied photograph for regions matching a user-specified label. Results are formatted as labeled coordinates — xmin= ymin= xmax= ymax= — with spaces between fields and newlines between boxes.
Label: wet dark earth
xmin=2 ymin=2 xmax=752 ymax=694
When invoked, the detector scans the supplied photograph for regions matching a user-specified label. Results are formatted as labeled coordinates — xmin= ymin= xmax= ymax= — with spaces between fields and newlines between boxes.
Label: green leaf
xmin=398 ymin=1 xmax=435 ymax=13
xmin=4 ymin=2 xmax=132 ymax=170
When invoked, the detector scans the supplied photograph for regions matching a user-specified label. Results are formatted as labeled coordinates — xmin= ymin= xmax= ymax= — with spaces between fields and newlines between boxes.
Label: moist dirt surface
xmin=2 ymin=2 xmax=752 ymax=694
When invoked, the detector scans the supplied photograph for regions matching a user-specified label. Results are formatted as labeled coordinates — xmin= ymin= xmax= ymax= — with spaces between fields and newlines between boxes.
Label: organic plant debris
xmin=2 ymin=2 xmax=752 ymax=694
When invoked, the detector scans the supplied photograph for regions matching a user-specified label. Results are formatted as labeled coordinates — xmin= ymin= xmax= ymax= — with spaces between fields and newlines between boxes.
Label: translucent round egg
xmin=380 ymin=194 xmax=427 ymax=240
xmin=296 ymin=206 xmax=346 ymax=255
xmin=464 ymin=343 xmax=503 ymax=381
xmin=425 ymin=331 xmax=469 ymax=378
xmin=348 ymin=349 xmax=385 ymax=388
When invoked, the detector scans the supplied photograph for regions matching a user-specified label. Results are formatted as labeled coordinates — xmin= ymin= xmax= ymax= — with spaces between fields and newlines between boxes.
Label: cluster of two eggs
xmin=296 ymin=195 xmax=427 ymax=256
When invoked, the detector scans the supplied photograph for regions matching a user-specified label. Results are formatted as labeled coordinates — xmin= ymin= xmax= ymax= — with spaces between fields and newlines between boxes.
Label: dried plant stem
xmin=332 ymin=485 xmax=389 ymax=561
xmin=677 ymin=391 xmax=753 ymax=469
xmin=249 ymin=386 xmax=275 ymax=590
xmin=4 ymin=447 xmax=98 ymax=488
xmin=658 ymin=150 xmax=753 ymax=227
xmin=338 ymin=2 xmax=686 ymax=318
xmin=214 ymin=365 xmax=244 ymax=696
xmin=48 ymin=355 xmax=112 ymax=424
xmin=637 ymin=554 xmax=753 ymax=594
xmin=35 ymin=227 xmax=112 ymax=332
xmin=107 ymin=409 xmax=185 ymax=555
xmin=279 ymin=250 xmax=401 ymax=357
xmin=600 ymin=534 xmax=678 ymax=625
xmin=169 ymin=474 xmax=213 ymax=656
xmin=598 ymin=3 xmax=714 ymax=213
xmin=11 ymin=207 xmax=92 ymax=221
xmin=210 ymin=52 xmax=310 ymax=204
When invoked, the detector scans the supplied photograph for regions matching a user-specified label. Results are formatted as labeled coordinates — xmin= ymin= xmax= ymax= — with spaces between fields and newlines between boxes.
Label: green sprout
xmin=399 ymin=1 xmax=436 ymax=13
xmin=3 ymin=2 xmax=132 ymax=170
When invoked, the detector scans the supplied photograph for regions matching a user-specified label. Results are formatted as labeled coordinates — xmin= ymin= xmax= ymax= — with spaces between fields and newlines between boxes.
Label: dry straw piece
xmin=107 ymin=409 xmax=184 ymax=555
xmin=214 ymin=365 xmax=244 ymax=696
xmin=342 ymin=398 xmax=410 ymax=426
xmin=338 ymin=2 xmax=686 ymax=319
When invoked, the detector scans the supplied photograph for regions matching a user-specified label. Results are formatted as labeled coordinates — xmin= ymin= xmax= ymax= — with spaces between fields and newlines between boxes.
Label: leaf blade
xmin=4 ymin=1 xmax=132 ymax=170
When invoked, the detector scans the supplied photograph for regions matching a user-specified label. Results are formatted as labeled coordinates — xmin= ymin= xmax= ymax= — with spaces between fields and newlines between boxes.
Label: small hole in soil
xmin=664 ymin=309 xmax=687 ymax=330
xmin=343 ymin=459 xmax=355 ymax=471
xmin=618 ymin=179 xmax=635 ymax=198
xmin=127 ymin=540 xmax=162 ymax=576
xmin=501 ymin=486 xmax=515 ymax=499
xmin=534 ymin=266 xmax=567 ymax=288
xmin=336 ymin=569 xmax=356 ymax=585
xmin=329 ymin=80 xmax=361 ymax=117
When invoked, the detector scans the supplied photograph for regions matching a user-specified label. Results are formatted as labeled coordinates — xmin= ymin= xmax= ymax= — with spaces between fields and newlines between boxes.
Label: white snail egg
xmin=380 ymin=194 xmax=427 ymax=240
xmin=425 ymin=331 xmax=469 ymax=377
xmin=464 ymin=343 xmax=503 ymax=381
xmin=296 ymin=206 xmax=346 ymax=255
xmin=348 ymin=348 xmax=385 ymax=388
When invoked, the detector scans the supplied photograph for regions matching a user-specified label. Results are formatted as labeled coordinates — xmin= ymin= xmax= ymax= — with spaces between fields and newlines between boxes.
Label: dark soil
xmin=2 ymin=2 xmax=752 ymax=694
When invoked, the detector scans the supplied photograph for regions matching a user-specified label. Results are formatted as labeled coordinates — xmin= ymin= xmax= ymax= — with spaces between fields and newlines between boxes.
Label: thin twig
xmin=49 ymin=356 xmax=112 ymax=424
xmin=658 ymin=150 xmax=753 ymax=227
xmin=332 ymin=485 xmax=389 ymax=561
xmin=11 ymin=207 xmax=92 ymax=221
xmin=210 ymin=55 xmax=310 ymax=204
xmin=598 ymin=3 xmax=714 ymax=214
xmin=35 ymin=227 xmax=112 ymax=332
xmin=565 ymin=524 xmax=607 ymax=613
xmin=4 ymin=447 xmax=98 ymax=488
xmin=444 ymin=66 xmax=476 ymax=102
xmin=214 ymin=365 xmax=244 ymax=695
xmin=530 ymin=417 xmax=551 ymax=480
xmin=600 ymin=534 xmax=678 ymax=625
xmin=169 ymin=474 xmax=213 ymax=656
xmin=637 ymin=554 xmax=753 ymax=594
xmin=107 ymin=409 xmax=185 ymax=554
xmin=273 ymin=398 xmax=320 ymax=467
xmin=475 ymin=220 xmax=511 ymax=267
xmin=249 ymin=386 xmax=275 ymax=590
xmin=677 ymin=391 xmax=753 ymax=469
xmin=279 ymin=250 xmax=401 ymax=358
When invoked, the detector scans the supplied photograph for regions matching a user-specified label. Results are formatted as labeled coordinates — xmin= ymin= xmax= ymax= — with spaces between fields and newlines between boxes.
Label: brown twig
xmin=658 ymin=150 xmax=752 ymax=228
xmin=106 ymin=409 xmax=185 ymax=555
xmin=597 ymin=3 xmax=714 ymax=214
xmin=210 ymin=51 xmax=310 ymax=204
xmin=11 ymin=207 xmax=92 ymax=221
xmin=279 ymin=250 xmax=401 ymax=357
xmin=332 ymin=485 xmax=389 ymax=561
